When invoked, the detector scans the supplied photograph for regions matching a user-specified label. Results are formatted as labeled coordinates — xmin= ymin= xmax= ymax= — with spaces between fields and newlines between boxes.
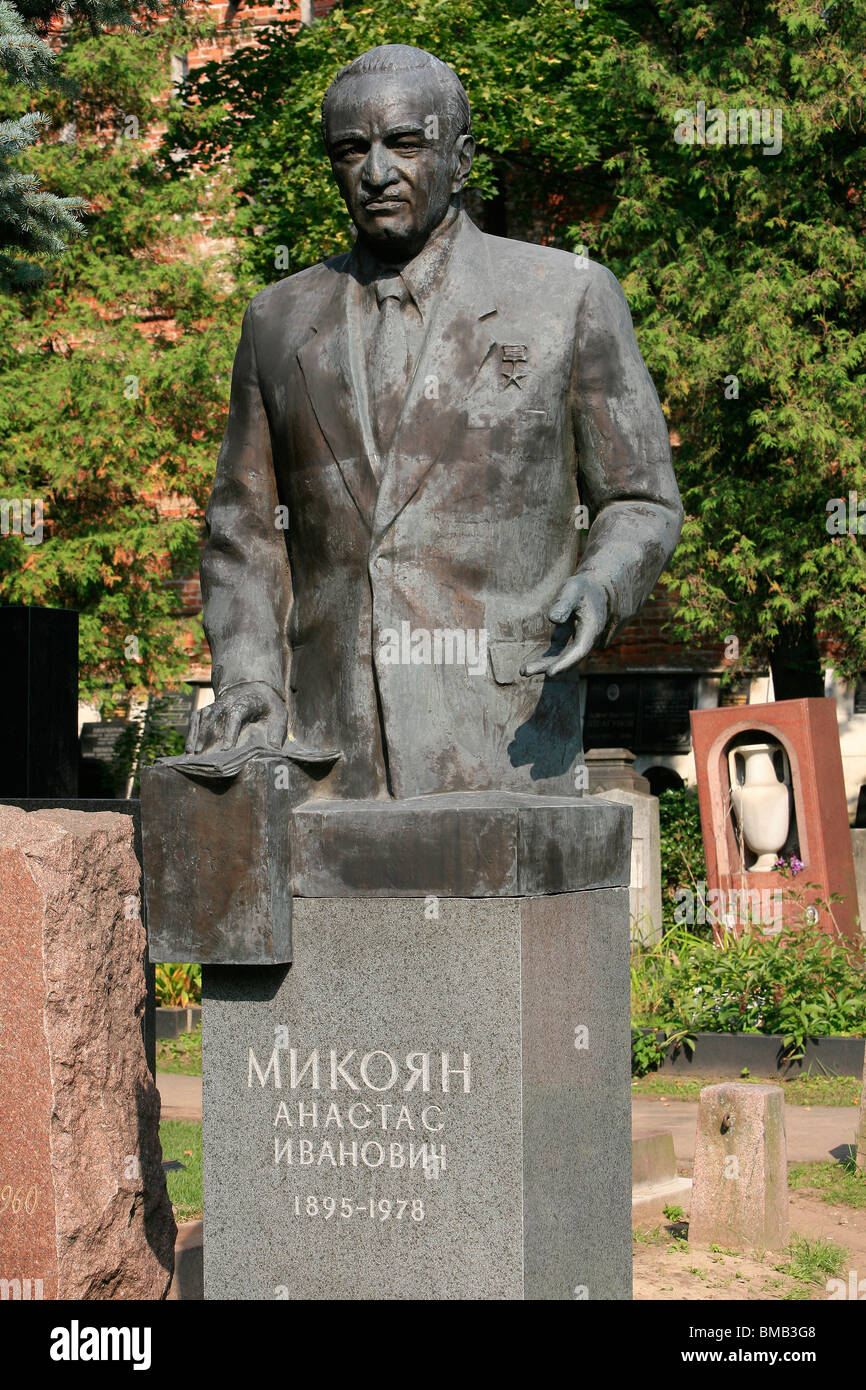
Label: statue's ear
xmin=453 ymin=134 xmax=475 ymax=191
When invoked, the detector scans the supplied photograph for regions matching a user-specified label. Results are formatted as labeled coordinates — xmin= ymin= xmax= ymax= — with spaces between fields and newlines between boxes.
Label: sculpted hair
xmin=321 ymin=44 xmax=472 ymax=145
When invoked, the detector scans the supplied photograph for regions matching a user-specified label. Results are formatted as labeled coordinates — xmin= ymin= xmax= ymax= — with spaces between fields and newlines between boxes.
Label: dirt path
xmin=634 ymin=1188 xmax=866 ymax=1301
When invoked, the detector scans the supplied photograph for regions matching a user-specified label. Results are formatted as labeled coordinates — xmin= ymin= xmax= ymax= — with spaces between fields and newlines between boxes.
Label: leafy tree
xmin=0 ymin=0 xmax=173 ymax=284
xmin=169 ymin=0 xmax=866 ymax=696
xmin=109 ymin=693 xmax=188 ymax=793
xmin=0 ymin=20 xmax=249 ymax=708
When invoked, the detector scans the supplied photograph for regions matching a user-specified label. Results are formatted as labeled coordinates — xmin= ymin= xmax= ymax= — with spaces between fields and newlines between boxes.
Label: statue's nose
xmin=362 ymin=144 xmax=399 ymax=189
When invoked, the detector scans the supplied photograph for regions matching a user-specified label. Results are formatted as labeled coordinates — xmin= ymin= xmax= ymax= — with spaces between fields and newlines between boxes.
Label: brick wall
xmin=586 ymin=587 xmax=732 ymax=676
xmin=181 ymin=0 xmax=337 ymax=69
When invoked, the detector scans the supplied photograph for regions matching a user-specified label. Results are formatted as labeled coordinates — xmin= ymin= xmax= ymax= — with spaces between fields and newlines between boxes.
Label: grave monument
xmin=691 ymin=699 xmax=859 ymax=940
xmin=0 ymin=805 xmax=174 ymax=1300
xmin=142 ymin=44 xmax=682 ymax=1300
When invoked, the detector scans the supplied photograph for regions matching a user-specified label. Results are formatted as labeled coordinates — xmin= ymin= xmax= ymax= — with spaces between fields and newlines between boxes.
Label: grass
xmin=633 ymin=1223 xmax=668 ymax=1247
xmin=775 ymin=1234 xmax=848 ymax=1296
xmin=632 ymin=1070 xmax=862 ymax=1108
xmin=789 ymin=1158 xmax=866 ymax=1208
xmin=156 ymin=1024 xmax=202 ymax=1076
xmin=634 ymin=1222 xmax=849 ymax=1301
xmin=159 ymin=1119 xmax=203 ymax=1222
xmin=633 ymin=1220 xmax=688 ymax=1249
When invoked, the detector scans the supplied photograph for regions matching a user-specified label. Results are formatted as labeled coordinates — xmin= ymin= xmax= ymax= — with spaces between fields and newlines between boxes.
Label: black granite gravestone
xmin=583 ymin=673 xmax=697 ymax=755
xmin=635 ymin=674 xmax=697 ymax=753
xmin=0 ymin=606 xmax=78 ymax=797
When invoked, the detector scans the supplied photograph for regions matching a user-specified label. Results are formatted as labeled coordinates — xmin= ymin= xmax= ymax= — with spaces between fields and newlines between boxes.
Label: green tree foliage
xmin=169 ymin=0 xmax=866 ymax=693
xmin=0 ymin=0 xmax=173 ymax=284
xmin=0 ymin=0 xmax=84 ymax=283
xmin=658 ymin=788 xmax=709 ymax=934
xmin=0 ymin=22 xmax=249 ymax=707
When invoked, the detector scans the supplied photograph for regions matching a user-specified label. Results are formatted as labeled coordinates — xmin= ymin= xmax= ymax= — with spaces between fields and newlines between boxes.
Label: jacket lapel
xmin=372 ymin=217 xmax=499 ymax=542
xmin=297 ymin=259 xmax=378 ymax=529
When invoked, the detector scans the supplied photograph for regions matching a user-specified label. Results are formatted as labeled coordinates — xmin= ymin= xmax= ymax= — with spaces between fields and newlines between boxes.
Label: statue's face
xmin=324 ymin=70 xmax=473 ymax=261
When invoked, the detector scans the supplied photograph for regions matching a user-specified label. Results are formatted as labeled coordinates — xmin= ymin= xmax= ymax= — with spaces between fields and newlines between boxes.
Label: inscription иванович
xmin=250 ymin=1042 xmax=469 ymax=1190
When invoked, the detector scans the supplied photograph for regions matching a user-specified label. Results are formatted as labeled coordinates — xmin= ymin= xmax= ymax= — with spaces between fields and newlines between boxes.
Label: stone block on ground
xmin=0 ymin=805 xmax=175 ymax=1300
xmin=631 ymin=1130 xmax=692 ymax=1223
xmin=688 ymin=1083 xmax=788 ymax=1252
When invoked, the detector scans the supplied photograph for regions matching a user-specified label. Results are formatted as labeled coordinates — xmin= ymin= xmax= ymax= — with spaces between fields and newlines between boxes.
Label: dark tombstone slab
xmin=635 ymin=674 xmax=697 ymax=753
xmin=582 ymin=674 xmax=697 ymax=755
xmin=131 ymin=687 xmax=199 ymax=786
xmin=582 ymin=677 xmax=639 ymax=751
xmin=0 ymin=607 xmax=78 ymax=797
xmin=79 ymin=720 xmax=131 ymax=798
xmin=145 ymin=686 xmax=197 ymax=740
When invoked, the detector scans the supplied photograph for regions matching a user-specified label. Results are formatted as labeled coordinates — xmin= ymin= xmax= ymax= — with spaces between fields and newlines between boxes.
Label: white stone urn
xmin=728 ymin=742 xmax=791 ymax=871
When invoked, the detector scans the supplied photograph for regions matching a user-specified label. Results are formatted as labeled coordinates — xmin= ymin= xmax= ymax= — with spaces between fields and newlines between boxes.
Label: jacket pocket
xmin=488 ymin=639 xmax=549 ymax=686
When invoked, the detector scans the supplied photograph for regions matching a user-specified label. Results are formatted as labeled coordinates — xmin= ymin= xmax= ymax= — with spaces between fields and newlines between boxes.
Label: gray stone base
xmin=202 ymin=889 xmax=631 ymax=1301
xmin=631 ymin=1131 xmax=692 ymax=1224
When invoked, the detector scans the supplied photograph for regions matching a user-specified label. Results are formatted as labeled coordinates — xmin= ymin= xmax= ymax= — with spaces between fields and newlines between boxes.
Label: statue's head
xmin=321 ymin=44 xmax=474 ymax=262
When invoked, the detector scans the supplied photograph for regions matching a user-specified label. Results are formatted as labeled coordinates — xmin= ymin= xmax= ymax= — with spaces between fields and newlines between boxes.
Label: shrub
xmin=155 ymin=962 xmax=201 ymax=1007
xmin=631 ymin=1025 xmax=694 ymax=1077
xmin=658 ymin=788 xmax=709 ymax=936
xmin=632 ymin=918 xmax=866 ymax=1061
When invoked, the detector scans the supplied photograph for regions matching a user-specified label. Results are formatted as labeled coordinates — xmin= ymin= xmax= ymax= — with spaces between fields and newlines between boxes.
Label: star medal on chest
xmin=501 ymin=344 xmax=528 ymax=389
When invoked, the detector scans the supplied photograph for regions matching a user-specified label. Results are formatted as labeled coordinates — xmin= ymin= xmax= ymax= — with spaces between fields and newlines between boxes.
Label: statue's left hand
xmin=520 ymin=574 xmax=608 ymax=677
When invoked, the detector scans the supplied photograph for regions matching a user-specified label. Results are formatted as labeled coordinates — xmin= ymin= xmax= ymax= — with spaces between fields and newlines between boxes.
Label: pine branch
xmin=0 ymin=0 xmax=56 ymax=85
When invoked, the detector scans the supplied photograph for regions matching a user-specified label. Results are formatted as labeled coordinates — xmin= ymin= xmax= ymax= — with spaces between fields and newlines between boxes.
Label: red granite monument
xmin=0 ymin=806 xmax=175 ymax=1300
xmin=690 ymin=698 xmax=859 ymax=941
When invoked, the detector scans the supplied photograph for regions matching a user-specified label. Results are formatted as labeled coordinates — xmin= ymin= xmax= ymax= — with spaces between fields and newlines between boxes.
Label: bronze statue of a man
xmin=187 ymin=43 xmax=683 ymax=800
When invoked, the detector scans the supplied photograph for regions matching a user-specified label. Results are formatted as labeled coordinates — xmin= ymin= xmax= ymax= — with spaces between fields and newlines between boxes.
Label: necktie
xmin=370 ymin=275 xmax=410 ymax=460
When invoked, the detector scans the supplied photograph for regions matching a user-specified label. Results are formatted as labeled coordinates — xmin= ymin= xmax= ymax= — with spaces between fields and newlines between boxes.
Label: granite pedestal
xmin=142 ymin=772 xmax=633 ymax=1300
xmin=204 ymin=885 xmax=630 ymax=1301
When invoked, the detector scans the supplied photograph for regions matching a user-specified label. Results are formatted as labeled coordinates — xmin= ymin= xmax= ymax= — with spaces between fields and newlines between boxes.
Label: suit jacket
xmin=200 ymin=211 xmax=683 ymax=800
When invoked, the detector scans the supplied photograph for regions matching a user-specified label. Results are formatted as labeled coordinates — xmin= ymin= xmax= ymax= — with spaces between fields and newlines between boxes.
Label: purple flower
xmin=789 ymin=856 xmax=804 ymax=875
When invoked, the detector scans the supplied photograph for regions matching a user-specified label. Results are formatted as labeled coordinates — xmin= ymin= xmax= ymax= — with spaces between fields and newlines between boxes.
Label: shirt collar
xmin=357 ymin=210 xmax=463 ymax=320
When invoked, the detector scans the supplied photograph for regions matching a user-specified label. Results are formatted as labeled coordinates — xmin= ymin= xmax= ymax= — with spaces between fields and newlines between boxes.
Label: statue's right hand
xmin=186 ymin=682 xmax=288 ymax=755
